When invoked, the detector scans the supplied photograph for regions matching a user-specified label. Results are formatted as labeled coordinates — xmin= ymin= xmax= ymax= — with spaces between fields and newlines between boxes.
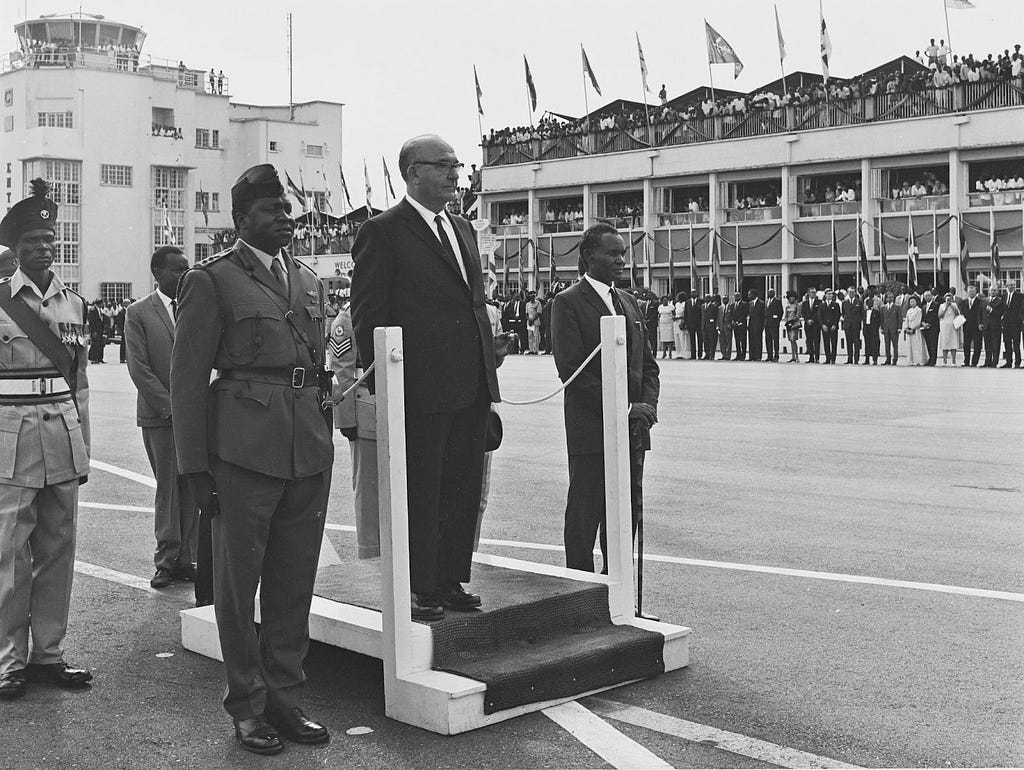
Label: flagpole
xmin=636 ymin=33 xmax=652 ymax=145
xmin=704 ymin=19 xmax=716 ymax=100
xmin=580 ymin=45 xmax=591 ymax=135
xmin=932 ymin=210 xmax=939 ymax=289
xmin=942 ymin=0 xmax=954 ymax=62
xmin=473 ymin=66 xmax=484 ymax=151
xmin=775 ymin=4 xmax=787 ymax=93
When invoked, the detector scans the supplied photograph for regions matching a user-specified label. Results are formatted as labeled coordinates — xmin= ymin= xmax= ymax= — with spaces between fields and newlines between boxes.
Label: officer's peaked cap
xmin=0 ymin=179 xmax=58 ymax=248
xmin=231 ymin=164 xmax=285 ymax=212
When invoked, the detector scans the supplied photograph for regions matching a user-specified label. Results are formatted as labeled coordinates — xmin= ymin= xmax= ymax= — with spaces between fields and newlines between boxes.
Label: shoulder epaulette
xmin=0 ymin=276 xmax=10 ymax=285
xmin=292 ymin=255 xmax=317 ymax=276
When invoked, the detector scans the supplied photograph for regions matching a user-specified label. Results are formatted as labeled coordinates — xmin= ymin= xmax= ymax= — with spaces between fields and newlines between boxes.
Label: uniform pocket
xmin=0 ymin=321 xmax=29 ymax=367
xmin=0 ymin=407 xmax=24 ymax=479
xmin=58 ymin=401 xmax=89 ymax=474
xmin=224 ymin=302 xmax=286 ymax=364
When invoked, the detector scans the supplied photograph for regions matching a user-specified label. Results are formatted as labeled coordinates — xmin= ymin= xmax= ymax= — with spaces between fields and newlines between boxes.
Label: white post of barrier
xmin=600 ymin=314 xmax=633 ymax=623
xmin=374 ymin=327 xmax=415 ymax=685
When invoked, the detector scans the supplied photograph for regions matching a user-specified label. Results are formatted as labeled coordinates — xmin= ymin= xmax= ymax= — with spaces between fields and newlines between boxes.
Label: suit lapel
xmin=449 ymin=217 xmax=478 ymax=299
xmin=398 ymin=200 xmax=466 ymax=283
xmin=233 ymin=241 xmax=288 ymax=301
xmin=579 ymin=278 xmax=611 ymax=319
xmin=149 ymin=292 xmax=173 ymax=338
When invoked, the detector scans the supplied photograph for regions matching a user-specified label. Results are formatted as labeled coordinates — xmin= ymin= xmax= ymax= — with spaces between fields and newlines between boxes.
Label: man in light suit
xmin=879 ymin=291 xmax=902 ymax=365
xmin=551 ymin=223 xmax=659 ymax=573
xmin=125 ymin=246 xmax=198 ymax=592
xmin=351 ymin=135 xmax=501 ymax=621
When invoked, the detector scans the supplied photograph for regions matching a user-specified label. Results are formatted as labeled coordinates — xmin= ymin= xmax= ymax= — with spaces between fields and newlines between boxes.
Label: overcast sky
xmin=3 ymin=0 xmax=1019 ymax=199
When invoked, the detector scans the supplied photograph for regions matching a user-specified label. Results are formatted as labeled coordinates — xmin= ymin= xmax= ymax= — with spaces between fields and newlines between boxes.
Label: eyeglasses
xmin=412 ymin=161 xmax=465 ymax=173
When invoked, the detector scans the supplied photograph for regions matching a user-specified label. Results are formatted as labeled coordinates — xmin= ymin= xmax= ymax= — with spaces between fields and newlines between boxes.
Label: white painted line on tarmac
xmin=91 ymin=460 xmax=157 ymax=488
xmin=73 ymin=560 xmax=173 ymax=597
xmin=589 ymin=699 xmax=860 ymax=769
xmin=80 ymin=501 xmax=156 ymax=513
xmin=542 ymin=701 xmax=673 ymax=770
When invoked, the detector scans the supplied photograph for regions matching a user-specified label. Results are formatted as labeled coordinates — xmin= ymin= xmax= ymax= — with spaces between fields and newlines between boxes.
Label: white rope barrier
xmin=500 ymin=343 xmax=602 ymax=406
xmin=324 ymin=360 xmax=376 ymax=408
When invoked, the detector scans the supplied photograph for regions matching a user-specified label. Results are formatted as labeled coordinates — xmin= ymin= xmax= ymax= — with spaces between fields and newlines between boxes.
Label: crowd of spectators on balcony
xmin=974 ymin=174 xmax=1024 ymax=192
xmin=482 ymin=41 xmax=1023 ymax=155
xmin=802 ymin=180 xmax=861 ymax=205
xmin=732 ymin=188 xmax=779 ymax=210
xmin=152 ymin=124 xmax=183 ymax=139
xmin=891 ymin=172 xmax=948 ymax=199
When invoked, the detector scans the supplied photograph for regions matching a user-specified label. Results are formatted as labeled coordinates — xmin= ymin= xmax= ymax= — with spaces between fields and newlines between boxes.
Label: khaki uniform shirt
xmin=0 ymin=270 xmax=90 ymax=487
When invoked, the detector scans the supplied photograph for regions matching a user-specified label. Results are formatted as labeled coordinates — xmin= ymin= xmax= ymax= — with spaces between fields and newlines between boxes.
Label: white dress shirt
xmin=582 ymin=273 xmax=617 ymax=315
xmin=405 ymin=194 xmax=468 ymax=284
xmin=156 ymin=289 xmax=175 ymax=326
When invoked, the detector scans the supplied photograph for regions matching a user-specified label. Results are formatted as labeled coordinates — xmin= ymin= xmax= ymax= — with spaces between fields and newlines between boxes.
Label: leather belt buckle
xmin=291 ymin=367 xmax=305 ymax=388
xmin=34 ymin=378 xmax=48 ymax=395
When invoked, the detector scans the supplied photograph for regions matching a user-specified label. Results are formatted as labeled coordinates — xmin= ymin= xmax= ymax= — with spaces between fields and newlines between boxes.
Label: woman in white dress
xmin=937 ymin=292 xmax=962 ymax=366
xmin=672 ymin=292 xmax=690 ymax=359
xmin=902 ymin=295 xmax=927 ymax=366
xmin=656 ymin=296 xmax=676 ymax=358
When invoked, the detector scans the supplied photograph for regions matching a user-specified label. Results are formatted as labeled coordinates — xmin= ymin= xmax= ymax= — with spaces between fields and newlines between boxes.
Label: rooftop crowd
xmin=482 ymin=42 xmax=1023 ymax=151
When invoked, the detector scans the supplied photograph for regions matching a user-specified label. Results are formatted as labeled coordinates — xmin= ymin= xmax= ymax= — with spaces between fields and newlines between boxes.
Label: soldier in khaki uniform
xmin=0 ymin=180 xmax=92 ymax=699
xmin=171 ymin=165 xmax=334 ymax=755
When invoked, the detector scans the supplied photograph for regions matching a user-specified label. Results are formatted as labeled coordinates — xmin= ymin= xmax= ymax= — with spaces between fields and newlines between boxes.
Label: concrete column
xmin=643 ymin=176 xmax=655 ymax=289
xmin=708 ymin=171 xmax=720 ymax=296
xmin=526 ymin=187 xmax=537 ymax=292
xmin=861 ymin=158 xmax=875 ymax=258
xmin=948 ymin=148 xmax=963 ymax=290
xmin=780 ymin=164 xmax=794 ymax=292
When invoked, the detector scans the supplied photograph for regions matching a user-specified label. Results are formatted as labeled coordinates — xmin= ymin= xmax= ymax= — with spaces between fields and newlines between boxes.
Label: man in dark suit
xmin=352 ymin=135 xmax=501 ymax=621
xmin=982 ymin=285 xmax=1005 ymax=367
xmin=841 ymin=289 xmax=864 ymax=364
xmin=684 ymin=290 xmax=702 ymax=360
xmin=920 ymin=290 xmax=940 ymax=366
xmin=87 ymin=300 xmax=105 ymax=363
xmin=959 ymin=285 xmax=984 ymax=366
xmin=701 ymin=295 xmax=718 ymax=359
xmin=125 ymin=246 xmax=199 ymax=593
xmin=746 ymin=289 xmax=765 ymax=361
xmin=641 ymin=291 xmax=659 ymax=350
xmin=114 ymin=298 xmax=130 ymax=363
xmin=818 ymin=289 xmax=842 ymax=364
xmin=730 ymin=292 xmax=748 ymax=360
xmin=172 ymin=165 xmax=334 ymax=753
xmin=541 ymin=292 xmax=554 ymax=354
xmin=800 ymin=288 xmax=821 ymax=362
xmin=879 ymin=291 xmax=901 ymax=365
xmin=717 ymin=296 xmax=733 ymax=359
xmin=764 ymin=288 xmax=783 ymax=361
xmin=1001 ymin=283 xmax=1022 ymax=368
xmin=551 ymin=222 xmax=659 ymax=573
xmin=862 ymin=296 xmax=881 ymax=364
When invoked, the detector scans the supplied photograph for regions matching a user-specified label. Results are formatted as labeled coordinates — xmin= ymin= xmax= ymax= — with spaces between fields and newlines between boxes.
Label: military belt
xmin=218 ymin=367 xmax=319 ymax=389
xmin=0 ymin=376 xmax=72 ymax=396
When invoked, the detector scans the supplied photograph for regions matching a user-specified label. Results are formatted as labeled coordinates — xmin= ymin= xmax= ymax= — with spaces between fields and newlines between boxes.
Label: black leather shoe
xmin=25 ymin=662 xmax=92 ymax=688
xmin=234 ymin=717 xmax=284 ymax=755
xmin=412 ymin=594 xmax=444 ymax=621
xmin=265 ymin=707 xmax=330 ymax=745
xmin=0 ymin=670 xmax=27 ymax=699
xmin=171 ymin=563 xmax=197 ymax=582
xmin=150 ymin=568 xmax=173 ymax=589
xmin=440 ymin=583 xmax=482 ymax=610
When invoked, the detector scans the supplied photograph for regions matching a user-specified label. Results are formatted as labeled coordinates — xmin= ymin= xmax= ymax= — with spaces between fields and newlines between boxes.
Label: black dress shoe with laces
xmin=150 ymin=568 xmax=172 ymax=589
xmin=265 ymin=707 xmax=330 ymax=744
xmin=233 ymin=717 xmax=284 ymax=755
xmin=25 ymin=662 xmax=92 ymax=688
xmin=412 ymin=594 xmax=444 ymax=621
xmin=440 ymin=582 xmax=482 ymax=610
xmin=0 ymin=670 xmax=27 ymax=699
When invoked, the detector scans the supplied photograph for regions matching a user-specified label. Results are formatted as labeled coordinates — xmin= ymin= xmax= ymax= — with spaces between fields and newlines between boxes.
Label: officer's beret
xmin=231 ymin=164 xmax=285 ymax=212
xmin=0 ymin=179 xmax=58 ymax=248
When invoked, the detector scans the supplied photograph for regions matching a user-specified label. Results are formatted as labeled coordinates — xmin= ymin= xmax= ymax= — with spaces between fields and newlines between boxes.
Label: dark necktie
xmin=170 ymin=299 xmax=177 ymax=325
xmin=434 ymin=214 xmax=467 ymax=283
xmin=270 ymin=257 xmax=288 ymax=293
xmin=609 ymin=287 xmax=625 ymax=316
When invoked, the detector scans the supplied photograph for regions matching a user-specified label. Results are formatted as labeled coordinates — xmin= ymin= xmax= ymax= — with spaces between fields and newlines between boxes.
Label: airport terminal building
xmin=0 ymin=13 xmax=343 ymax=300
xmin=477 ymin=59 xmax=1024 ymax=299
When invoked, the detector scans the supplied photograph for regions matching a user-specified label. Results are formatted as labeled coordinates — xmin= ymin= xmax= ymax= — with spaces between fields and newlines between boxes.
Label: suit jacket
xmin=765 ymin=297 xmax=783 ymax=327
xmin=959 ymin=295 xmax=984 ymax=331
xmin=800 ymin=298 xmax=820 ymax=330
xmin=701 ymin=302 xmax=718 ymax=332
xmin=551 ymin=279 xmax=659 ymax=456
xmin=350 ymin=198 xmax=499 ymax=415
xmin=862 ymin=304 xmax=882 ymax=336
xmin=841 ymin=298 xmax=864 ymax=331
xmin=921 ymin=299 xmax=940 ymax=336
xmin=684 ymin=298 xmax=702 ymax=328
xmin=818 ymin=301 xmax=842 ymax=329
xmin=717 ymin=302 xmax=733 ymax=330
xmin=87 ymin=304 xmax=105 ymax=341
xmin=879 ymin=302 xmax=902 ymax=334
xmin=171 ymin=241 xmax=334 ymax=479
xmin=125 ymin=291 xmax=175 ymax=428
xmin=730 ymin=300 xmax=749 ymax=328
xmin=1004 ymin=290 xmax=1023 ymax=331
xmin=747 ymin=298 xmax=766 ymax=329
xmin=982 ymin=295 xmax=1005 ymax=331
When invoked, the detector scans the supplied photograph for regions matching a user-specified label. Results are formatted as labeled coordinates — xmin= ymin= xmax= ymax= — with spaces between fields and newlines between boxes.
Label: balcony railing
xmin=724 ymin=206 xmax=782 ymax=223
xmin=878 ymin=195 xmax=950 ymax=213
xmin=482 ymin=78 xmax=1024 ymax=167
xmin=968 ymin=190 xmax=1024 ymax=208
xmin=540 ymin=220 xmax=584 ymax=234
xmin=1 ymin=48 xmax=230 ymax=95
xmin=798 ymin=201 xmax=862 ymax=218
xmin=658 ymin=211 xmax=710 ymax=226
xmin=492 ymin=223 xmax=529 ymax=236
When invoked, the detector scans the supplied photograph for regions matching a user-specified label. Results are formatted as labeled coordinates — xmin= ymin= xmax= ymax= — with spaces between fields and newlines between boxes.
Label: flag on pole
xmin=990 ymin=225 xmax=1001 ymax=277
xmin=473 ymin=65 xmax=484 ymax=116
xmin=959 ymin=225 xmax=970 ymax=288
xmin=636 ymin=33 xmax=651 ymax=93
xmin=298 ymin=169 xmax=309 ymax=213
xmin=629 ymin=237 xmax=638 ymax=288
xmin=857 ymin=218 xmax=871 ymax=288
xmin=548 ymin=244 xmax=556 ymax=287
xmin=711 ymin=235 xmax=722 ymax=293
xmin=162 ymin=203 xmax=175 ymax=246
xmin=285 ymin=171 xmax=307 ymax=210
xmin=581 ymin=45 xmax=602 ymax=96
xmin=320 ymin=167 xmax=334 ymax=213
xmin=363 ymin=159 xmax=373 ymax=212
xmin=667 ymin=237 xmax=675 ymax=293
xmin=831 ymin=223 xmax=839 ymax=289
xmin=705 ymin=21 xmax=744 ymax=78
xmin=878 ymin=222 xmax=889 ymax=278
xmin=945 ymin=0 xmax=975 ymax=9
xmin=820 ymin=6 xmax=832 ymax=82
xmin=198 ymin=182 xmax=209 ymax=226
xmin=338 ymin=165 xmax=353 ymax=211
xmin=735 ymin=239 xmax=744 ymax=289
xmin=688 ymin=227 xmax=697 ymax=289
xmin=382 ymin=157 xmax=396 ymax=200
xmin=907 ymin=215 xmax=919 ymax=287
xmin=774 ymin=5 xmax=786 ymax=61
xmin=524 ymin=55 xmax=537 ymax=112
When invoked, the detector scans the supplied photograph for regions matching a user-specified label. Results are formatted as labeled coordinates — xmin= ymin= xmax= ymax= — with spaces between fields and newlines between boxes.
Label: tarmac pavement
xmin=1 ymin=353 xmax=1021 ymax=768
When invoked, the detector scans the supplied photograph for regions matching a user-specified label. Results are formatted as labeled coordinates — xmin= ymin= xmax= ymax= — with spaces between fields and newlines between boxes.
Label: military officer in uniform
xmin=0 ymin=179 xmax=92 ymax=699
xmin=171 ymin=165 xmax=334 ymax=755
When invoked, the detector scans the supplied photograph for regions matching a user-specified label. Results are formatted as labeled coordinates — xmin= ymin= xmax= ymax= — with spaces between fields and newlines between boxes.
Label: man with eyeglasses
xmin=351 ymin=135 xmax=501 ymax=622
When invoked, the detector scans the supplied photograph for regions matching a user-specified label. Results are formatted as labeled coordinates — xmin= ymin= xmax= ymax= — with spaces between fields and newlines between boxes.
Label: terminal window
xmin=195 ymin=191 xmax=220 ymax=212
xmin=37 ymin=111 xmax=73 ymax=129
xmin=195 ymin=128 xmax=220 ymax=149
xmin=100 ymin=283 xmax=132 ymax=303
xmin=269 ymin=140 xmax=279 ymax=152
xmin=100 ymin=164 xmax=133 ymax=187
xmin=195 ymin=243 xmax=211 ymax=262
xmin=306 ymin=144 xmax=324 ymax=158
